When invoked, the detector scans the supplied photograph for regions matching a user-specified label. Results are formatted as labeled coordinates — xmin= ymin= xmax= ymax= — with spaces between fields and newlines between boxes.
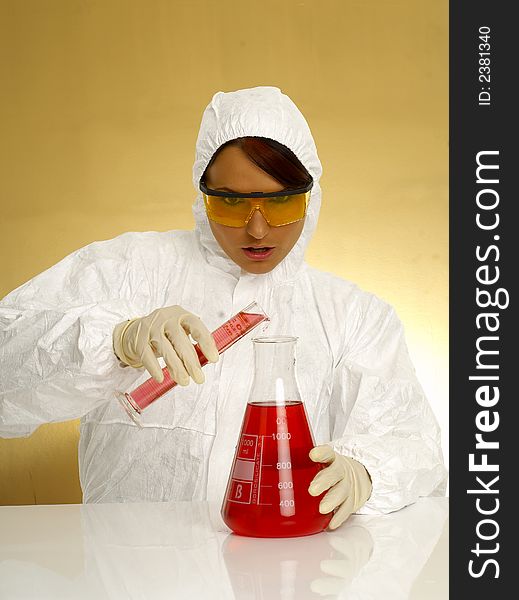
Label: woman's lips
xmin=242 ymin=246 xmax=275 ymax=261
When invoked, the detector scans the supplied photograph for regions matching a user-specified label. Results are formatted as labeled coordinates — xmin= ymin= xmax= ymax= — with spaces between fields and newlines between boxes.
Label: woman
xmin=0 ymin=86 xmax=447 ymax=528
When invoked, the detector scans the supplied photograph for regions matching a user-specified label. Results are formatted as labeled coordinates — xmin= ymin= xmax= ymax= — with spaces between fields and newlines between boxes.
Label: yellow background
xmin=0 ymin=0 xmax=448 ymax=504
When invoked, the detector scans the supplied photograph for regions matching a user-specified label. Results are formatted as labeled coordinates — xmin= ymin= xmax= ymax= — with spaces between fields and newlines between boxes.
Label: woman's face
xmin=203 ymin=145 xmax=306 ymax=274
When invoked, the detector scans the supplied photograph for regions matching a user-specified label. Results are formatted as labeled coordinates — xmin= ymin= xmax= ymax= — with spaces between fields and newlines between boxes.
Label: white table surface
xmin=0 ymin=497 xmax=448 ymax=599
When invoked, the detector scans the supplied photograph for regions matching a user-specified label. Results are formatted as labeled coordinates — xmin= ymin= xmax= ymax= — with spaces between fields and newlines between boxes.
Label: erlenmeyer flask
xmin=221 ymin=336 xmax=332 ymax=537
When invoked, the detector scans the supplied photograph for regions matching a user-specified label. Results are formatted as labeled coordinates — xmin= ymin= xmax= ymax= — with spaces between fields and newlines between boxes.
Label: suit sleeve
xmin=327 ymin=296 xmax=448 ymax=514
xmin=0 ymin=233 xmax=154 ymax=438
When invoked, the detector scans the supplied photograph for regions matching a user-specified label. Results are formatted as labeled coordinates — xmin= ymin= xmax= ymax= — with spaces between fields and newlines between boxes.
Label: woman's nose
xmin=246 ymin=209 xmax=270 ymax=239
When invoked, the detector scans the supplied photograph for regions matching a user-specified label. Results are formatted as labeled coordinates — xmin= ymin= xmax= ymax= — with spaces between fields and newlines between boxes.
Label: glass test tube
xmin=115 ymin=301 xmax=269 ymax=425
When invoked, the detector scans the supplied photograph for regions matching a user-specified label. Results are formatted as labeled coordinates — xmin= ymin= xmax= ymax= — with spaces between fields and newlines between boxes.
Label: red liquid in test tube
xmin=116 ymin=301 xmax=269 ymax=424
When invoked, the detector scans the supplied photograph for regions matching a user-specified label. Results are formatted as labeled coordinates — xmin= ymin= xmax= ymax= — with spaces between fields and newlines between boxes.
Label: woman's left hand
xmin=308 ymin=445 xmax=372 ymax=529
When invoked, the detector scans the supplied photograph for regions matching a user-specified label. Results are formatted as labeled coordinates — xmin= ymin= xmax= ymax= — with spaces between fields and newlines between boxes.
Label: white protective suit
xmin=0 ymin=86 xmax=447 ymax=510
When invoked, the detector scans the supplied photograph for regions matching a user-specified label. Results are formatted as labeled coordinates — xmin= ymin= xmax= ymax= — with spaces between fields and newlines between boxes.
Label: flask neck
xmin=249 ymin=337 xmax=301 ymax=405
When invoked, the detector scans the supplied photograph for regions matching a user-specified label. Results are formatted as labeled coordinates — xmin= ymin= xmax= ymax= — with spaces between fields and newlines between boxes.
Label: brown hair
xmin=202 ymin=136 xmax=312 ymax=190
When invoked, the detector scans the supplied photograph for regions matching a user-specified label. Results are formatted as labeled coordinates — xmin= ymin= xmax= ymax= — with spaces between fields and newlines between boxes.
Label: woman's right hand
xmin=112 ymin=305 xmax=219 ymax=384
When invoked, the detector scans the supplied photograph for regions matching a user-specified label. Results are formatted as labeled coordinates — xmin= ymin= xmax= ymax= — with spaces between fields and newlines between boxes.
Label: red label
xmin=237 ymin=434 xmax=257 ymax=460
xmin=229 ymin=480 xmax=252 ymax=504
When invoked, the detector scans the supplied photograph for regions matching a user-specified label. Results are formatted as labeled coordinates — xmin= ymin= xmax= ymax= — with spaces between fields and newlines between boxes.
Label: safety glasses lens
xmin=204 ymin=194 xmax=309 ymax=227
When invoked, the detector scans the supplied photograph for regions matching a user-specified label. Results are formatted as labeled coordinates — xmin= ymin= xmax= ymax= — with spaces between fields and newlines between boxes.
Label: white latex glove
xmin=112 ymin=305 xmax=219 ymax=385
xmin=308 ymin=445 xmax=372 ymax=530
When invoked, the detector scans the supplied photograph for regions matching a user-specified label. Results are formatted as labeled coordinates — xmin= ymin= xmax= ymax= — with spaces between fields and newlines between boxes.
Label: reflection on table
xmin=0 ymin=497 xmax=448 ymax=599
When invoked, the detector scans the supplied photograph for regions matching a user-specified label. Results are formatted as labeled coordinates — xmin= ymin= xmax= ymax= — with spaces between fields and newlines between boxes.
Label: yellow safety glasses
xmin=200 ymin=179 xmax=313 ymax=228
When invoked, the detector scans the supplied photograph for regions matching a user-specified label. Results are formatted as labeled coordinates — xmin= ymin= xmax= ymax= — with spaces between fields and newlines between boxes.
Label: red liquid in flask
xmin=119 ymin=307 xmax=267 ymax=417
xmin=221 ymin=401 xmax=332 ymax=537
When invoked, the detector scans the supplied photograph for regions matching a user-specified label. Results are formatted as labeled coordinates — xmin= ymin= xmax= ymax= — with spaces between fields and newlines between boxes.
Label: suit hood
xmin=191 ymin=86 xmax=323 ymax=284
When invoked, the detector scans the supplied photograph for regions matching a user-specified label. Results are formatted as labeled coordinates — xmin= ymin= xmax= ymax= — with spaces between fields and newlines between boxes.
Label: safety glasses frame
xmin=199 ymin=179 xmax=313 ymax=198
xmin=199 ymin=178 xmax=313 ymax=227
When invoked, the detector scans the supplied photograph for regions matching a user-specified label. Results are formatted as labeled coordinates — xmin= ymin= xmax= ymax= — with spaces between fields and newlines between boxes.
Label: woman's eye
xmin=222 ymin=198 xmax=245 ymax=207
xmin=268 ymin=195 xmax=291 ymax=204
